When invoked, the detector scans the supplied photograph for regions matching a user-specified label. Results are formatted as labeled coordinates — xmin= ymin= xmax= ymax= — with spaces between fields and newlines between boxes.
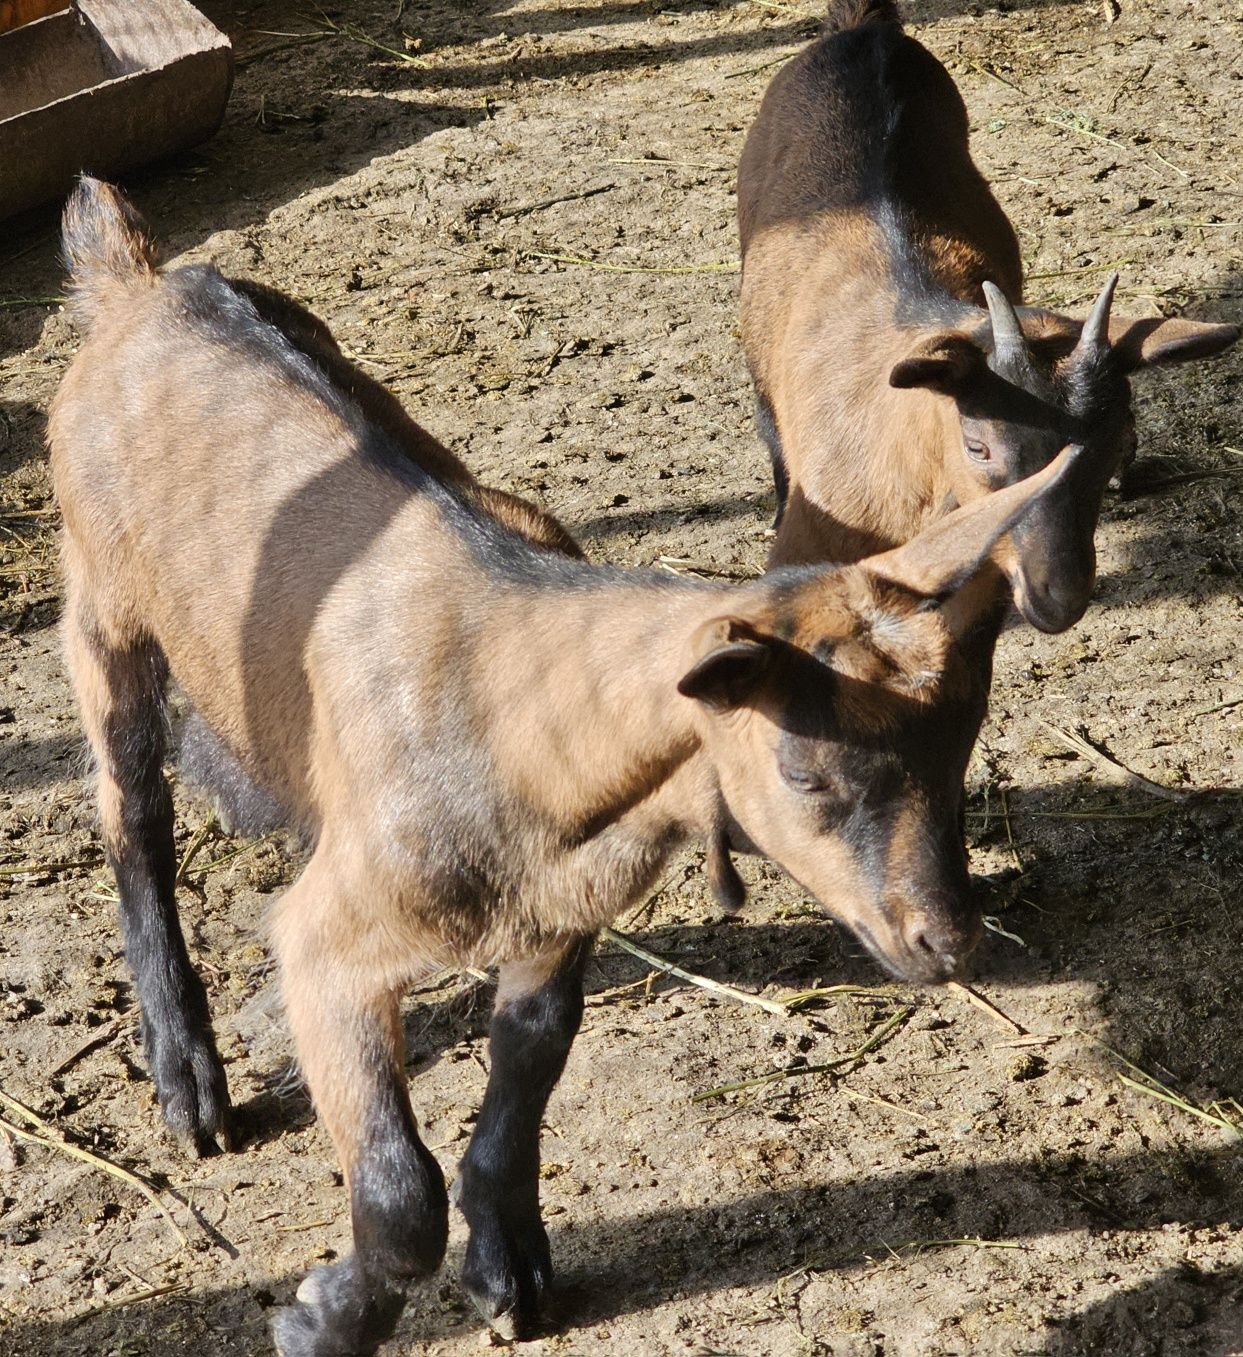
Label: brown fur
xmin=738 ymin=6 xmax=1238 ymax=632
xmin=51 ymin=177 xmax=1080 ymax=1354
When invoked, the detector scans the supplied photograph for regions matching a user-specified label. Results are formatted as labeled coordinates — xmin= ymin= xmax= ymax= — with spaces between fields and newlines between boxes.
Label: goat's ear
xmin=889 ymin=333 xmax=984 ymax=394
xmin=678 ymin=618 xmax=771 ymax=712
xmin=864 ymin=443 xmax=1080 ymax=601
xmin=1108 ymin=316 xmax=1240 ymax=371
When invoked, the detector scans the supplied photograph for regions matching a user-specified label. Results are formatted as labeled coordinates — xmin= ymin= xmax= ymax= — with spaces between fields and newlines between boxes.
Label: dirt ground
xmin=2 ymin=1 xmax=1242 ymax=1353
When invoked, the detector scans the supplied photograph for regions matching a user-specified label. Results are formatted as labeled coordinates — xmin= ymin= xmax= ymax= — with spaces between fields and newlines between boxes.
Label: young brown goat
xmin=53 ymin=178 xmax=1077 ymax=1356
xmin=739 ymin=0 xmax=1238 ymax=632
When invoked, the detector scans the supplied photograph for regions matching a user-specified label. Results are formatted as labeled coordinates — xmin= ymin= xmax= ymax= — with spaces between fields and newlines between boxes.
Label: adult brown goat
xmin=739 ymin=0 xmax=1238 ymax=631
xmin=53 ymin=178 xmax=1076 ymax=1356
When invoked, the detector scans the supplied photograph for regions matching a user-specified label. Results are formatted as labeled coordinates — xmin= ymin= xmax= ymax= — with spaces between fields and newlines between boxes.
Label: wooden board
xmin=0 ymin=0 xmax=68 ymax=37
xmin=0 ymin=0 xmax=232 ymax=221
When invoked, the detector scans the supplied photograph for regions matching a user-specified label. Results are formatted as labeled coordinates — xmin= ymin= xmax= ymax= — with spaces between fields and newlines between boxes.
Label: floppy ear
xmin=1108 ymin=316 xmax=1240 ymax=371
xmin=889 ymin=333 xmax=984 ymax=394
xmin=864 ymin=443 xmax=1081 ymax=601
xmin=678 ymin=618 xmax=771 ymax=712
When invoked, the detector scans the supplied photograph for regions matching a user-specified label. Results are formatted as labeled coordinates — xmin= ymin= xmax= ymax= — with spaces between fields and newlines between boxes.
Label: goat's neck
xmin=877 ymin=321 xmax=967 ymax=507
xmin=485 ymin=578 xmax=723 ymax=848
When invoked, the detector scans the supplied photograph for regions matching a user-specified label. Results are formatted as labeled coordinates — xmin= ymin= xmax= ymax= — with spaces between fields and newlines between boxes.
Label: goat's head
xmin=679 ymin=446 xmax=1079 ymax=984
xmin=889 ymin=276 xmax=1239 ymax=633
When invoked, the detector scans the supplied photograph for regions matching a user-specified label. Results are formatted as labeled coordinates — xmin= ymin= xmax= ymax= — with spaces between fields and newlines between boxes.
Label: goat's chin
xmin=850 ymin=922 xmax=967 ymax=987
xmin=1015 ymin=589 xmax=1088 ymax=635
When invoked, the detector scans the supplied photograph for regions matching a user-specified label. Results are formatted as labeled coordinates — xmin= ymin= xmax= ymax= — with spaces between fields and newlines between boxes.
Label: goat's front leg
xmin=271 ymin=873 xmax=448 ymax=1357
xmin=457 ymin=936 xmax=592 ymax=1339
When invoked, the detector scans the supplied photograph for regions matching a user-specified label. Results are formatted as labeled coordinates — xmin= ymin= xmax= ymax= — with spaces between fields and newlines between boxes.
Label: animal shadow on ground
xmin=1 ymin=1139 xmax=1239 ymax=1355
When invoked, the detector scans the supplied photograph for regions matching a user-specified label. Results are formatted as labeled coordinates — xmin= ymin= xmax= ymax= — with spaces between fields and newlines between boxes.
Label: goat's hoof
xmin=272 ymin=1261 xmax=403 ymax=1357
xmin=462 ymin=1217 xmax=553 ymax=1341
xmin=154 ymin=1041 xmax=236 ymax=1156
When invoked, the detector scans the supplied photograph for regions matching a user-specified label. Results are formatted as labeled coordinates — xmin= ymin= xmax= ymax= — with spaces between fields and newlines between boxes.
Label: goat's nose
xmin=899 ymin=913 xmax=977 ymax=982
xmin=1020 ymin=574 xmax=1089 ymax=634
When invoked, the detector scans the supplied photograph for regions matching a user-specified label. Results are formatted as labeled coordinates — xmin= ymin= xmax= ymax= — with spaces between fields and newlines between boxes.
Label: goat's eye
xmin=780 ymin=764 xmax=839 ymax=796
xmin=965 ymin=440 xmax=991 ymax=463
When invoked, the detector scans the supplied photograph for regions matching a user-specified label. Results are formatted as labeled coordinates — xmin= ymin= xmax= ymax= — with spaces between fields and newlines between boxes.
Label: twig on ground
xmin=524 ymin=251 xmax=739 ymax=275
xmin=779 ymin=984 xmax=894 ymax=1012
xmin=1191 ymin=697 xmax=1242 ymax=719
xmin=946 ymin=981 xmax=1026 ymax=1036
xmin=1107 ymin=58 xmax=1153 ymax=112
xmin=305 ymin=9 xmax=421 ymax=64
xmin=836 ymin=1086 xmax=928 ymax=1122
xmin=867 ymin=1236 xmax=1025 ymax=1262
xmin=175 ymin=817 xmax=217 ymax=886
xmin=966 ymin=802 xmax=1173 ymax=822
xmin=999 ymin=787 xmax=1023 ymax=872
xmin=190 ymin=834 xmax=276 ymax=877
xmin=0 ymin=1088 xmax=187 ymax=1246
xmin=608 ymin=157 xmax=728 ymax=171
xmin=1077 ymin=1031 xmax=1243 ymax=1141
xmin=1037 ymin=720 xmax=1190 ymax=802
xmin=1026 ymin=259 xmax=1133 ymax=282
xmin=0 ymin=296 xmax=64 ymax=310
xmin=600 ymin=928 xmax=789 ymax=1016
xmin=982 ymin=915 xmax=1027 ymax=947
xmin=692 ymin=1005 xmax=914 ymax=1102
xmin=0 ymin=856 xmax=103 ymax=879
xmin=657 ymin=556 xmax=759 ymax=581
xmin=965 ymin=59 xmax=1027 ymax=95
xmin=726 ymin=51 xmax=794 ymax=80
xmin=236 ymin=32 xmax=330 ymax=66
xmin=49 ymin=1019 xmax=126 ymax=1080
xmin=1120 ymin=465 xmax=1243 ymax=497
xmin=742 ymin=0 xmax=820 ymax=16
xmin=70 ymin=1280 xmax=192 ymax=1324
xmin=493 ymin=184 xmax=613 ymax=218
xmin=584 ymin=970 xmax=663 ymax=1006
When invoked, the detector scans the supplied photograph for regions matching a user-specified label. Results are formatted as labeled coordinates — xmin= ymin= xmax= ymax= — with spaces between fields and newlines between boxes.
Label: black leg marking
xmin=756 ymin=395 xmax=788 ymax=526
xmin=457 ymin=939 xmax=591 ymax=1339
xmin=73 ymin=624 xmax=234 ymax=1156
xmin=272 ymin=1017 xmax=448 ymax=1356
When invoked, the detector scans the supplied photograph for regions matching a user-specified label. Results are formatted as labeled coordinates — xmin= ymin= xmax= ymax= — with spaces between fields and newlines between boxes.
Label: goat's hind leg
xmin=271 ymin=871 xmax=448 ymax=1357
xmin=457 ymin=936 xmax=592 ymax=1339
xmin=64 ymin=600 xmax=234 ymax=1154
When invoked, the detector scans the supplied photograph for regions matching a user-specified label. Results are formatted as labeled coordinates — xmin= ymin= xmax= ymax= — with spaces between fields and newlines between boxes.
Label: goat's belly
xmin=176 ymin=703 xmax=298 ymax=839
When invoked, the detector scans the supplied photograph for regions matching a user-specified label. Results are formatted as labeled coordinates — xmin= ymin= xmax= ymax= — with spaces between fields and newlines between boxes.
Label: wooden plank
xmin=0 ymin=0 xmax=232 ymax=221
xmin=0 ymin=0 xmax=68 ymax=37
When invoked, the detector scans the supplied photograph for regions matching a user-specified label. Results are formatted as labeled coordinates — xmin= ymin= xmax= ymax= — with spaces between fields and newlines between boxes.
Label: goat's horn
xmin=1076 ymin=271 xmax=1119 ymax=354
xmin=982 ymin=280 xmax=1026 ymax=356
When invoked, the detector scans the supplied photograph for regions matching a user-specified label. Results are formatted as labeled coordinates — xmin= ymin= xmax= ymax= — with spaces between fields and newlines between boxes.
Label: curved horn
xmin=1075 ymin=271 xmax=1119 ymax=355
xmin=982 ymin=280 xmax=1026 ymax=357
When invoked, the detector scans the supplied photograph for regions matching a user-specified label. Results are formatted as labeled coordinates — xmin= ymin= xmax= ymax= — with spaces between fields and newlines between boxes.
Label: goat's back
xmin=49 ymin=260 xmax=554 ymax=829
xmin=738 ymin=9 xmax=1016 ymax=297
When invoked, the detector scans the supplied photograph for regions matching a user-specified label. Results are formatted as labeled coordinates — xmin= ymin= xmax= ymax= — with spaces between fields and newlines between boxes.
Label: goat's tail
xmin=823 ymin=0 xmax=903 ymax=33
xmin=61 ymin=176 xmax=157 ymax=333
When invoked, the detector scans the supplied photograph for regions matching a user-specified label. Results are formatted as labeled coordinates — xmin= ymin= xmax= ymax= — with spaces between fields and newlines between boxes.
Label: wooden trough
xmin=0 ymin=0 xmax=233 ymax=222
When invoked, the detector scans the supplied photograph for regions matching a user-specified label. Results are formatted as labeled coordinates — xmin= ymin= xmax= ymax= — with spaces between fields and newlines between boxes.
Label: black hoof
xmin=461 ymin=1215 xmax=553 ymax=1341
xmin=150 ymin=1030 xmax=236 ymax=1156
xmin=272 ymin=1260 xmax=404 ymax=1357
